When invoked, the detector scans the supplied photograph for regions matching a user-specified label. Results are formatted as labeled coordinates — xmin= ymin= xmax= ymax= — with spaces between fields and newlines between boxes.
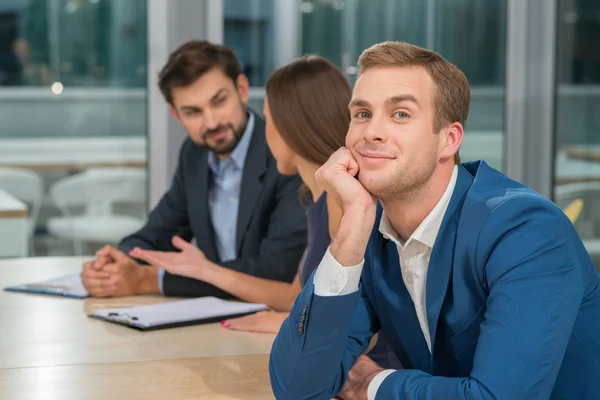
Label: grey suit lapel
xmin=236 ymin=116 xmax=268 ymax=252
xmin=195 ymin=150 xmax=220 ymax=262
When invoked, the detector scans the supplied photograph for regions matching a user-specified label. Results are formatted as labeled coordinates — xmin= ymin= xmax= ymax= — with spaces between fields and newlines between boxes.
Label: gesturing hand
xmin=129 ymin=236 xmax=210 ymax=281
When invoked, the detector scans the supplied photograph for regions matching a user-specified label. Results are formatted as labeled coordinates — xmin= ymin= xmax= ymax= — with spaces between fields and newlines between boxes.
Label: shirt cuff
xmin=313 ymin=247 xmax=363 ymax=296
xmin=157 ymin=267 xmax=165 ymax=294
xmin=367 ymin=369 xmax=396 ymax=400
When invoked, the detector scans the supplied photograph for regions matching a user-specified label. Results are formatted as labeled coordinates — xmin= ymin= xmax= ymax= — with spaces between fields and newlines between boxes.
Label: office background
xmin=0 ymin=0 xmax=599 ymax=268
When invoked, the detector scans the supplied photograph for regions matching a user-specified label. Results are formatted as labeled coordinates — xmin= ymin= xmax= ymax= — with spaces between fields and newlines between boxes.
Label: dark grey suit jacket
xmin=118 ymin=113 xmax=307 ymax=297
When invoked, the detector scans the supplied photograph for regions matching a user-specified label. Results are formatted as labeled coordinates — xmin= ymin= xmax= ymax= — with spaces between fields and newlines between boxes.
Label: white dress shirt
xmin=313 ymin=165 xmax=458 ymax=400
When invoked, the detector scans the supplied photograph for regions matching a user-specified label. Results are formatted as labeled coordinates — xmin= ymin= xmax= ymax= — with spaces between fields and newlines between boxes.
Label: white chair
xmin=47 ymin=168 xmax=147 ymax=255
xmin=0 ymin=167 xmax=44 ymax=255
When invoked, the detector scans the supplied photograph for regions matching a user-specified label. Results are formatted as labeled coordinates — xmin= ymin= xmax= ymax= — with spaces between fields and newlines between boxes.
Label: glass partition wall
xmin=0 ymin=0 xmax=148 ymax=257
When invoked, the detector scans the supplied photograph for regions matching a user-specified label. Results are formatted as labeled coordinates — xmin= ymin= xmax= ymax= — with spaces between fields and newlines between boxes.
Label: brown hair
xmin=358 ymin=41 xmax=470 ymax=164
xmin=158 ymin=40 xmax=242 ymax=105
xmin=266 ymin=55 xmax=351 ymax=167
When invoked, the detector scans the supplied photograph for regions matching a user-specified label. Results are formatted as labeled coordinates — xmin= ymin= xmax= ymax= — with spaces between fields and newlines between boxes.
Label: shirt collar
xmin=208 ymin=110 xmax=255 ymax=173
xmin=379 ymin=165 xmax=459 ymax=249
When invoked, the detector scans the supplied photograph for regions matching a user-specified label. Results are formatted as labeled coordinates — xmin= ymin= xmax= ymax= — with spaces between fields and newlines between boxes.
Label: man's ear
xmin=439 ymin=122 xmax=463 ymax=162
xmin=169 ymin=105 xmax=184 ymax=128
xmin=235 ymin=74 xmax=250 ymax=104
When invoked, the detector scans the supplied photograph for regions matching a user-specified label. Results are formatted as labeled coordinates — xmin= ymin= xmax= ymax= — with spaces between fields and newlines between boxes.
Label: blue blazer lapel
xmin=375 ymin=237 xmax=432 ymax=372
xmin=426 ymin=166 xmax=474 ymax=361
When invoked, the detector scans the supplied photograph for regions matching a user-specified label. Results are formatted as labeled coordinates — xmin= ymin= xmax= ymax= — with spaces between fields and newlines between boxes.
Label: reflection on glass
xmin=0 ymin=0 xmax=147 ymax=87
xmin=0 ymin=0 xmax=148 ymax=258
xmin=300 ymin=0 xmax=507 ymax=171
xmin=224 ymin=0 xmax=275 ymax=87
xmin=553 ymin=0 xmax=600 ymax=271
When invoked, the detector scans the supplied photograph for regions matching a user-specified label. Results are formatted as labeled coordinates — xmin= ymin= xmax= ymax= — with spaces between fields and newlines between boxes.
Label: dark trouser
xmin=367 ymin=331 xmax=404 ymax=369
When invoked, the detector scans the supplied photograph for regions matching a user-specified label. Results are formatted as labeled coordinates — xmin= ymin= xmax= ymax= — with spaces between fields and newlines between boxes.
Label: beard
xmin=199 ymin=120 xmax=246 ymax=155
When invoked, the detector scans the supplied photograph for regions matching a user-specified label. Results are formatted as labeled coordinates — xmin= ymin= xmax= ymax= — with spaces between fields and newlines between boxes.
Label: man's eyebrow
xmin=348 ymin=95 xmax=420 ymax=110
xmin=348 ymin=99 xmax=371 ymax=109
xmin=180 ymin=105 xmax=201 ymax=112
xmin=179 ymin=89 xmax=230 ymax=112
xmin=210 ymin=88 xmax=229 ymax=102
xmin=387 ymin=94 xmax=420 ymax=107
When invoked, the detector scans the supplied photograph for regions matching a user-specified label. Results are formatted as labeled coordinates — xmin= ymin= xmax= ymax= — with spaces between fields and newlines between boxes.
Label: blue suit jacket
xmin=270 ymin=161 xmax=600 ymax=399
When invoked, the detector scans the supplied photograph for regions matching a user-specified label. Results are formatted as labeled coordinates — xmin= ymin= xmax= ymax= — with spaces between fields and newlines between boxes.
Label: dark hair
xmin=266 ymin=55 xmax=351 ymax=167
xmin=358 ymin=41 xmax=470 ymax=164
xmin=158 ymin=40 xmax=242 ymax=105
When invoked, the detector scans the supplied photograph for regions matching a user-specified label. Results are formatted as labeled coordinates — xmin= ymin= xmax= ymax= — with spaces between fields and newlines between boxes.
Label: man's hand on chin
xmin=315 ymin=147 xmax=377 ymax=267
xmin=337 ymin=355 xmax=385 ymax=400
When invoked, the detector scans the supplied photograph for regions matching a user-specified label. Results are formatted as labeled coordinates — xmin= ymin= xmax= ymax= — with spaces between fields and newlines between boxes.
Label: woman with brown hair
xmin=131 ymin=55 xmax=349 ymax=332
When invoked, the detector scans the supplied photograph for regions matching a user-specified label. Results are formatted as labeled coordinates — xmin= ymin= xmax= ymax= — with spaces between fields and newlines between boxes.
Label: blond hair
xmin=358 ymin=41 xmax=470 ymax=164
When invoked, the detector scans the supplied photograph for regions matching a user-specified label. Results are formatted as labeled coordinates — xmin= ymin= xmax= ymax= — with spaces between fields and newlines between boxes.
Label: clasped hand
xmin=80 ymin=245 xmax=147 ymax=297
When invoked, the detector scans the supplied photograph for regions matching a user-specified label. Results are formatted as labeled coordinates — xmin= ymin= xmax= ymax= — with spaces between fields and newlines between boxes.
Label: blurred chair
xmin=47 ymin=168 xmax=147 ymax=255
xmin=0 ymin=167 xmax=44 ymax=255
xmin=555 ymin=182 xmax=600 ymax=270
xmin=562 ymin=198 xmax=584 ymax=224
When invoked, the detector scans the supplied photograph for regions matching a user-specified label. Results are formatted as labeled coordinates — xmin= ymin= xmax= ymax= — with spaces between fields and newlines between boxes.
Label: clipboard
xmin=4 ymin=273 xmax=90 ymax=298
xmin=89 ymin=296 xmax=267 ymax=331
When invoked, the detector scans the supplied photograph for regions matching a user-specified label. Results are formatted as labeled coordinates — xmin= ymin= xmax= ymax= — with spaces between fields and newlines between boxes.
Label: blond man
xmin=269 ymin=41 xmax=600 ymax=400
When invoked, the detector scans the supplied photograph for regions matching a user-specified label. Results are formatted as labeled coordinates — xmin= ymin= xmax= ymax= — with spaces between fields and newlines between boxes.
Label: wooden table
xmin=0 ymin=257 xmax=276 ymax=399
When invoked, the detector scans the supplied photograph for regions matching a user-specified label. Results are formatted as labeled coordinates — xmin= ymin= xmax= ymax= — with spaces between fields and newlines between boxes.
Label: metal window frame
xmin=505 ymin=0 xmax=558 ymax=198
xmin=274 ymin=0 xmax=300 ymax=68
xmin=206 ymin=0 xmax=224 ymax=43
xmin=146 ymin=0 xmax=210 ymax=209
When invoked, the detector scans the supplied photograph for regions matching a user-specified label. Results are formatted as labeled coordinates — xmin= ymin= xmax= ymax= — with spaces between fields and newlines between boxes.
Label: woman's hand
xmin=129 ymin=236 xmax=211 ymax=281
xmin=220 ymin=311 xmax=288 ymax=334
